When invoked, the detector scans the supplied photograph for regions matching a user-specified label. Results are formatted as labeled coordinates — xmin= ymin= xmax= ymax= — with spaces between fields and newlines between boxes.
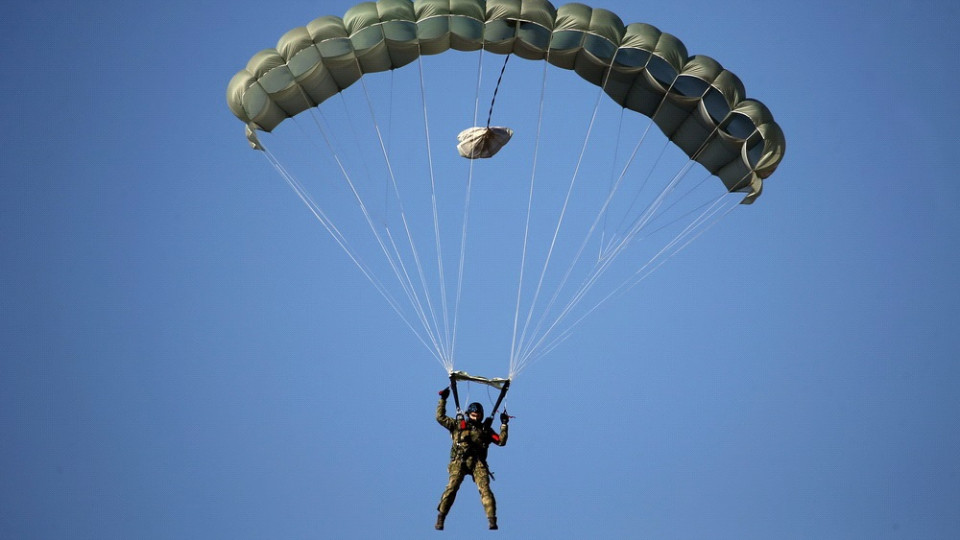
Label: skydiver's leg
xmin=437 ymin=460 xmax=466 ymax=516
xmin=473 ymin=463 xmax=497 ymax=520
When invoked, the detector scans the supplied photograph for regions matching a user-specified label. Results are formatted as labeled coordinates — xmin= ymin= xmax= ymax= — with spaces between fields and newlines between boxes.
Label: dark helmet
xmin=466 ymin=402 xmax=484 ymax=419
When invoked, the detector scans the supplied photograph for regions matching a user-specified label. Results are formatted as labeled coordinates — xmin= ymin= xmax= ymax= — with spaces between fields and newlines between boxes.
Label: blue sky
xmin=2 ymin=0 xmax=959 ymax=538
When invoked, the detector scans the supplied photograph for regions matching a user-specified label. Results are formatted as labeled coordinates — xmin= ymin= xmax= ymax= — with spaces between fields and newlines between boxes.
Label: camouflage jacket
xmin=437 ymin=397 xmax=508 ymax=464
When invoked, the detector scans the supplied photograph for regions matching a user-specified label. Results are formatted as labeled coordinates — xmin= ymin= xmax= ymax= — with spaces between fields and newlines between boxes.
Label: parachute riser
xmin=484 ymin=379 xmax=511 ymax=429
xmin=449 ymin=373 xmax=463 ymax=414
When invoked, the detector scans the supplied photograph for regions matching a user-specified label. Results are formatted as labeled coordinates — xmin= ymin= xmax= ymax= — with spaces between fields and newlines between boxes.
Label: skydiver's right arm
xmin=436 ymin=395 xmax=456 ymax=430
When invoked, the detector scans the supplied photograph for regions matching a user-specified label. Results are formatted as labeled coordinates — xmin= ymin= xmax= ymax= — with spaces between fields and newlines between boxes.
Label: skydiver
xmin=434 ymin=387 xmax=509 ymax=530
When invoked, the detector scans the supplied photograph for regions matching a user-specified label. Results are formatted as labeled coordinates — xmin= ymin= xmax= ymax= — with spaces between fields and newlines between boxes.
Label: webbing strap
xmin=489 ymin=380 xmax=511 ymax=418
xmin=449 ymin=373 xmax=462 ymax=413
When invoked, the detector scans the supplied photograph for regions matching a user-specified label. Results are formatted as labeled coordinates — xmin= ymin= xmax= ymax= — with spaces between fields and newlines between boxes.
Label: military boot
xmin=435 ymin=513 xmax=445 ymax=530
xmin=488 ymin=517 xmax=498 ymax=530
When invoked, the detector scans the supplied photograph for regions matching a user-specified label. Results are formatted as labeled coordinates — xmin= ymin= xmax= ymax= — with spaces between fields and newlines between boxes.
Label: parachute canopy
xmin=226 ymin=0 xmax=784 ymax=203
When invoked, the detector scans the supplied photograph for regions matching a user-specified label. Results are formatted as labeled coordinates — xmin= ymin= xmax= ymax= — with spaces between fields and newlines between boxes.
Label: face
xmin=468 ymin=411 xmax=480 ymax=421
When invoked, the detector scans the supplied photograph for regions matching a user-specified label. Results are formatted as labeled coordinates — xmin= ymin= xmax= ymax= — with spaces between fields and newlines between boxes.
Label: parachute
xmin=226 ymin=0 xmax=785 ymax=384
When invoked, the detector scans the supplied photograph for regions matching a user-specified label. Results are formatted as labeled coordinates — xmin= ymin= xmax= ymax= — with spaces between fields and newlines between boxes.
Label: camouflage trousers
xmin=437 ymin=458 xmax=496 ymax=518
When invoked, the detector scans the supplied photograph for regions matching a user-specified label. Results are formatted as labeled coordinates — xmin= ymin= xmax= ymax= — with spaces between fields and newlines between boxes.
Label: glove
xmin=500 ymin=410 xmax=510 ymax=425
xmin=439 ymin=387 xmax=450 ymax=399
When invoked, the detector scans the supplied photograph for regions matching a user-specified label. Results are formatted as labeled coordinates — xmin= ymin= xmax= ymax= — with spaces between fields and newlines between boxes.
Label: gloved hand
xmin=500 ymin=410 xmax=510 ymax=425
xmin=439 ymin=387 xmax=450 ymax=399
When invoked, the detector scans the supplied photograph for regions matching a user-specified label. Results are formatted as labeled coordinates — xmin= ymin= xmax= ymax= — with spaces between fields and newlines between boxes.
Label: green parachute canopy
xmin=227 ymin=0 xmax=784 ymax=203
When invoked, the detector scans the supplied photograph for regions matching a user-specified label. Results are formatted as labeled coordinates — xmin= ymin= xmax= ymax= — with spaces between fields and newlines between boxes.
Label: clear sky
xmin=2 ymin=0 xmax=959 ymax=538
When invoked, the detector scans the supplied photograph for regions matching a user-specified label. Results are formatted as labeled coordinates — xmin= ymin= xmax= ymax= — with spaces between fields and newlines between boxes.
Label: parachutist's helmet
xmin=466 ymin=402 xmax=484 ymax=420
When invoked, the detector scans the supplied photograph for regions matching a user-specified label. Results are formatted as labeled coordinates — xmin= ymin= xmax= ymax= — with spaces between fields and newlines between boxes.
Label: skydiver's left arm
xmin=491 ymin=422 xmax=508 ymax=446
